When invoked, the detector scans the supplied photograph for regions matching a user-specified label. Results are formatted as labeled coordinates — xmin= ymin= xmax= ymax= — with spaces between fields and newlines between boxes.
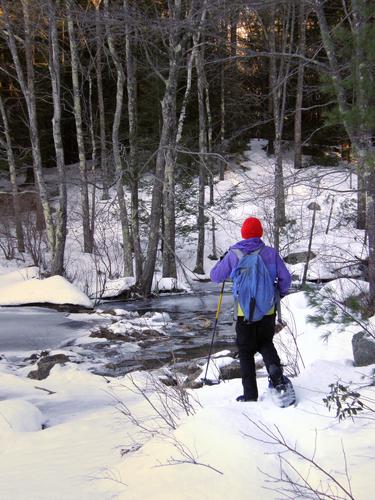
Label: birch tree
xmin=66 ymin=0 xmax=93 ymax=254
xmin=268 ymin=1 xmax=295 ymax=250
xmin=124 ymin=0 xmax=142 ymax=280
xmin=193 ymin=9 xmax=209 ymax=275
xmin=47 ymin=0 xmax=68 ymax=275
xmin=137 ymin=0 xmax=184 ymax=295
xmin=92 ymin=0 xmax=110 ymax=200
xmin=294 ymin=0 xmax=306 ymax=170
xmin=104 ymin=0 xmax=133 ymax=276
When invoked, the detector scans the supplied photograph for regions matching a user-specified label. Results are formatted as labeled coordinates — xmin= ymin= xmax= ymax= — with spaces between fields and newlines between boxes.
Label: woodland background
xmin=0 ymin=0 xmax=374 ymax=302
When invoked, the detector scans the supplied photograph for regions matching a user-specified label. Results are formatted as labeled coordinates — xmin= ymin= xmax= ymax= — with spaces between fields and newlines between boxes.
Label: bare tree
xmin=66 ymin=0 xmax=94 ymax=254
xmin=92 ymin=0 xmax=110 ymax=200
xmin=293 ymin=0 xmax=306 ymax=170
xmin=103 ymin=0 xmax=133 ymax=276
xmin=193 ymin=27 xmax=209 ymax=275
xmin=268 ymin=1 xmax=295 ymax=250
xmin=124 ymin=0 xmax=143 ymax=281
xmin=47 ymin=0 xmax=68 ymax=276
xmin=137 ymin=0 xmax=184 ymax=295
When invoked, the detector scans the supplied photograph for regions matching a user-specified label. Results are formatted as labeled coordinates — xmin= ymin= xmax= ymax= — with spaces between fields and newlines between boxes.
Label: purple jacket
xmin=210 ymin=238 xmax=292 ymax=296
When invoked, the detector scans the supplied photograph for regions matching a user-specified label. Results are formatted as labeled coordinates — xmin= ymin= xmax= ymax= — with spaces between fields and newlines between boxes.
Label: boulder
xmin=352 ymin=332 xmax=375 ymax=366
xmin=220 ymin=360 xmax=241 ymax=380
xmin=284 ymin=251 xmax=316 ymax=265
xmin=28 ymin=353 xmax=70 ymax=380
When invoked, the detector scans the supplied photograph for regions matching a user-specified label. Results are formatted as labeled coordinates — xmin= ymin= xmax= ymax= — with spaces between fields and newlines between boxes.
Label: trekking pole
xmin=202 ymin=280 xmax=225 ymax=385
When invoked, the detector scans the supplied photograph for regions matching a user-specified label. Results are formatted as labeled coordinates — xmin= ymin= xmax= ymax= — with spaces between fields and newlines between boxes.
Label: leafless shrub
xmin=0 ymin=219 xmax=16 ymax=260
xmin=155 ymin=436 xmax=223 ymax=476
xmin=22 ymin=212 xmax=48 ymax=270
xmin=113 ymin=372 xmax=199 ymax=433
xmin=275 ymin=305 xmax=305 ymax=377
xmin=109 ymin=372 xmax=221 ymax=475
xmin=93 ymin=222 xmax=124 ymax=281
xmin=243 ymin=417 xmax=355 ymax=500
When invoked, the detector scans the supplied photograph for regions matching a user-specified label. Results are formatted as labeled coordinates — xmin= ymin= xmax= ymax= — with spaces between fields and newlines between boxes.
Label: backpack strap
xmin=230 ymin=249 xmax=244 ymax=321
xmin=231 ymin=248 xmax=244 ymax=260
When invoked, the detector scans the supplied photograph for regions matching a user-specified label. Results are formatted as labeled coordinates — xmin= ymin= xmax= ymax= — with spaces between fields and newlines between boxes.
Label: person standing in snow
xmin=210 ymin=217 xmax=292 ymax=402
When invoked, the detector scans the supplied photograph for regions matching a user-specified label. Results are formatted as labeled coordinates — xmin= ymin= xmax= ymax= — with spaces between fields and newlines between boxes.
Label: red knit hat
xmin=241 ymin=217 xmax=263 ymax=239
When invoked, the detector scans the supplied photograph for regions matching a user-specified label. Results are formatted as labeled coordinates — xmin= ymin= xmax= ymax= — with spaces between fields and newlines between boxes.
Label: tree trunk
xmin=0 ymin=95 xmax=25 ymax=253
xmin=176 ymin=48 xmax=195 ymax=146
xmin=160 ymin=0 xmax=186 ymax=280
xmin=124 ymin=0 xmax=142 ymax=280
xmin=137 ymin=1 xmax=182 ymax=296
xmin=193 ymin=44 xmax=207 ymax=275
xmin=161 ymin=64 xmax=178 ymax=279
xmin=366 ymin=168 xmax=375 ymax=311
xmin=66 ymin=0 xmax=93 ymax=253
xmin=160 ymin=1 xmax=182 ymax=280
xmin=357 ymin=171 xmax=367 ymax=230
xmin=269 ymin=4 xmax=294 ymax=248
xmin=176 ymin=2 xmax=207 ymax=146
xmin=219 ymin=14 xmax=226 ymax=181
xmin=88 ymin=76 xmax=97 ymax=241
xmin=104 ymin=0 xmax=133 ymax=276
xmin=95 ymin=4 xmax=109 ymax=200
xmin=162 ymin=141 xmax=177 ymax=278
xmin=210 ymin=217 xmax=218 ymax=260
xmin=294 ymin=0 xmax=306 ymax=169
xmin=48 ymin=0 xmax=67 ymax=276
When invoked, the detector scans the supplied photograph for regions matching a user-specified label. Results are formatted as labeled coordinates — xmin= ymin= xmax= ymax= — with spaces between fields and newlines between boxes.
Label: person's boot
xmin=236 ymin=395 xmax=257 ymax=402
xmin=268 ymin=364 xmax=284 ymax=387
xmin=268 ymin=364 xmax=296 ymax=407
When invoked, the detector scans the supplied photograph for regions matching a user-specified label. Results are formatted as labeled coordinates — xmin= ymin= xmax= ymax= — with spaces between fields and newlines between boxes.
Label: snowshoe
xmin=268 ymin=376 xmax=296 ymax=408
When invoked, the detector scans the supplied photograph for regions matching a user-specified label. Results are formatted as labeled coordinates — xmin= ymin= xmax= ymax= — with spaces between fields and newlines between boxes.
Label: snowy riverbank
xmin=1 ymin=283 xmax=375 ymax=499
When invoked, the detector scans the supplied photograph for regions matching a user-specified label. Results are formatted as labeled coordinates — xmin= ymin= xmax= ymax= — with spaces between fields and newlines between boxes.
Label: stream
xmin=0 ymin=283 xmax=237 ymax=376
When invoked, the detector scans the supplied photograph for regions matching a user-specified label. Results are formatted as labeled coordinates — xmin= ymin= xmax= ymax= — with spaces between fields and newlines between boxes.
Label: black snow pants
xmin=235 ymin=314 xmax=282 ymax=400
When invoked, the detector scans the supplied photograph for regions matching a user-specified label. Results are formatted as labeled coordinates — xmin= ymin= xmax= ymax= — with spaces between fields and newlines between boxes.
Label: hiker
xmin=210 ymin=216 xmax=292 ymax=402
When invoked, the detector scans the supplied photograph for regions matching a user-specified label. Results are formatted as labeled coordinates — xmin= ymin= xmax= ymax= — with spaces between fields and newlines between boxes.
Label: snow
xmin=0 ymin=271 xmax=93 ymax=308
xmin=0 ymin=139 xmax=375 ymax=499
xmin=0 ymin=400 xmax=44 ymax=435
xmin=156 ymin=276 xmax=179 ymax=291
xmin=320 ymin=276 xmax=369 ymax=300
xmin=0 ymin=266 xmax=39 ymax=287
xmin=198 ymin=350 xmax=235 ymax=382
xmin=1 ymin=328 xmax=374 ymax=500
xmin=100 ymin=276 xmax=136 ymax=299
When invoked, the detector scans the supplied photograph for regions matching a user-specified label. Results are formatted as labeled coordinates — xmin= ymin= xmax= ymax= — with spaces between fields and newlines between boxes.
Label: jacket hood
xmin=230 ymin=237 xmax=265 ymax=254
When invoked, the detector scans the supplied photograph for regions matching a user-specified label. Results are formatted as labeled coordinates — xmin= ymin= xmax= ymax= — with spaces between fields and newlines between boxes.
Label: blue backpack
xmin=230 ymin=248 xmax=275 ymax=322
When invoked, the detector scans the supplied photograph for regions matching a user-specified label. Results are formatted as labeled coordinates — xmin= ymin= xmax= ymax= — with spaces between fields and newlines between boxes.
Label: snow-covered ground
xmin=0 ymin=269 xmax=93 ymax=308
xmin=1 ymin=288 xmax=374 ymax=499
xmin=1 ymin=139 xmax=374 ymax=499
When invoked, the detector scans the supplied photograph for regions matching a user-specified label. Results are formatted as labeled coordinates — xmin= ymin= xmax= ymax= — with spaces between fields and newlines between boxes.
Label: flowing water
xmin=0 ymin=283 xmax=237 ymax=376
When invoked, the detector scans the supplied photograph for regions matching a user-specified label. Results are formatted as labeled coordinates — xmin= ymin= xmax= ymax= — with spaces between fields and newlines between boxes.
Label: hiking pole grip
xmin=202 ymin=280 xmax=225 ymax=384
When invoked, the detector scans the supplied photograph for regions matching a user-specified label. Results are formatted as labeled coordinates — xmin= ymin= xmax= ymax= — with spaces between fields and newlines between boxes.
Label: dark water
xmin=0 ymin=306 xmax=102 ymax=352
xmin=0 ymin=284 xmax=237 ymax=376
xmin=93 ymin=285 xmax=236 ymax=375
